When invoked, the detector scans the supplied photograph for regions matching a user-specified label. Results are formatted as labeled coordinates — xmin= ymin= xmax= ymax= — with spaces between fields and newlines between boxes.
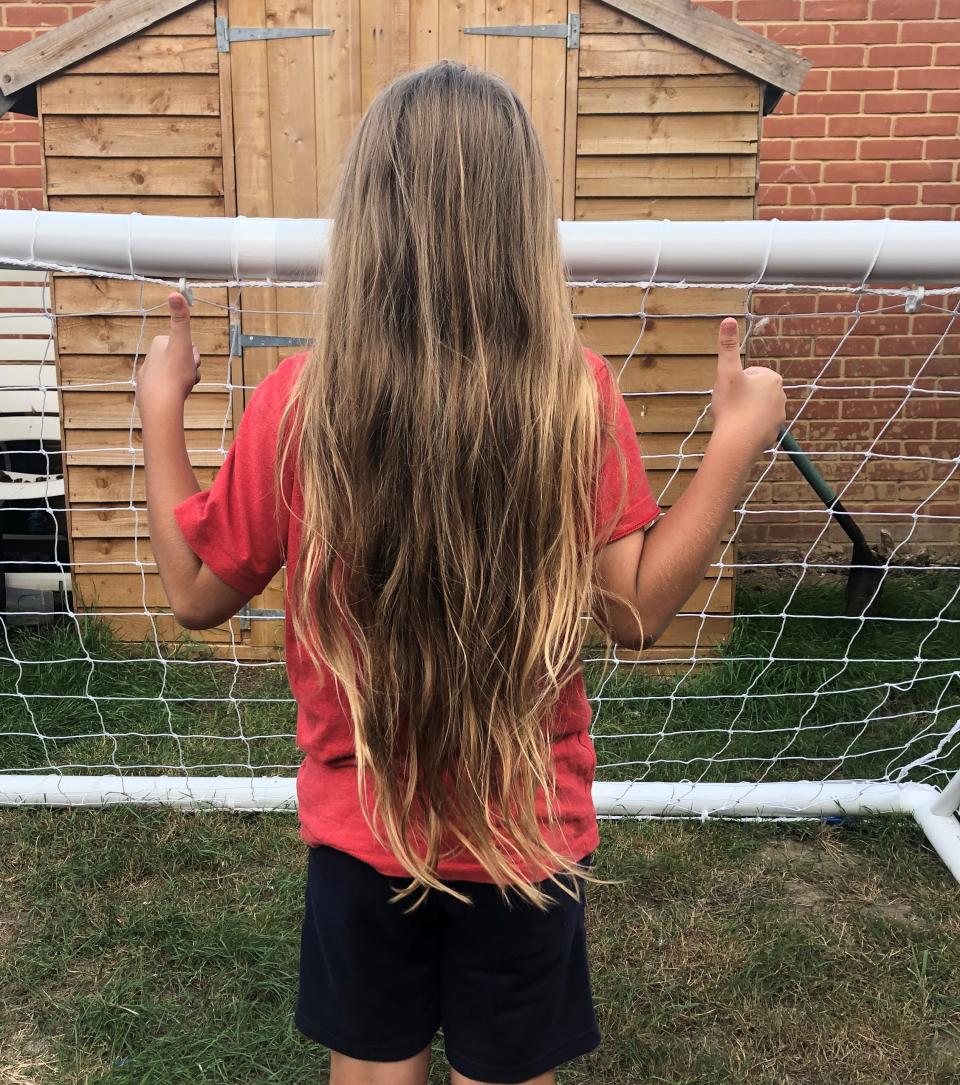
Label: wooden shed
xmin=0 ymin=0 xmax=807 ymax=663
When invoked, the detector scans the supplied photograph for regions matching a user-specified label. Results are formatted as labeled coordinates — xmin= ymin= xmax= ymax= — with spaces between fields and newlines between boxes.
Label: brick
xmin=823 ymin=206 xmax=886 ymax=220
xmin=890 ymin=160 xmax=954 ymax=181
xmin=887 ymin=205 xmax=953 ymax=219
xmin=898 ymin=68 xmax=960 ymax=90
xmin=922 ymin=183 xmax=960 ymax=202
xmin=894 ymin=115 xmax=958 ymax=136
xmin=818 ymin=293 xmax=881 ymax=313
xmin=0 ymin=118 xmax=40 ymax=141
xmin=16 ymin=191 xmax=43 ymax=211
xmin=926 ymin=138 xmax=960 ymax=157
xmin=768 ymin=207 xmax=819 ymax=220
xmin=854 ymin=315 xmax=912 ymax=336
xmin=868 ymin=45 xmax=934 ymax=67
xmin=935 ymin=45 xmax=960 ymax=65
xmin=831 ymin=69 xmax=894 ymax=91
xmin=12 ymin=143 xmax=40 ymax=166
xmin=0 ymin=29 xmax=34 ymax=50
xmin=864 ymin=92 xmax=929 ymax=114
xmin=873 ymin=0 xmax=936 ymax=13
xmin=860 ymin=139 xmax=924 ymax=159
xmin=940 ymin=0 xmax=960 ymax=14
xmin=827 ymin=115 xmax=891 ymax=137
xmin=0 ymin=166 xmax=42 ymax=187
xmin=796 ymin=46 xmax=866 ymax=68
xmin=824 ymin=161 xmax=886 ymax=182
xmin=843 ymin=358 xmax=908 ymax=378
xmin=794 ymin=139 xmax=858 ymax=160
xmin=902 ymin=22 xmax=960 ymax=43
xmin=815 ymin=336 xmax=878 ymax=358
xmin=759 ymin=162 xmax=822 ymax=184
xmin=758 ymin=184 xmax=789 ymax=205
xmin=802 ymin=0 xmax=869 ymax=17
xmin=931 ymin=91 xmax=960 ymax=112
xmin=764 ymin=23 xmax=831 ymax=46
xmin=764 ymin=115 xmax=826 ymax=138
xmin=4 ymin=5 xmax=71 ymax=24
xmin=936 ymin=420 xmax=960 ymax=439
xmin=833 ymin=22 xmax=899 ymax=45
xmin=736 ymin=0 xmax=801 ymax=16
xmin=790 ymin=183 xmax=854 ymax=205
xmin=754 ymin=294 xmax=818 ymax=315
xmin=797 ymin=93 xmax=862 ymax=115
xmin=842 ymin=399 xmax=902 ymax=419
xmin=762 ymin=140 xmax=793 ymax=161
xmin=0 ymin=146 xmax=10 ymax=165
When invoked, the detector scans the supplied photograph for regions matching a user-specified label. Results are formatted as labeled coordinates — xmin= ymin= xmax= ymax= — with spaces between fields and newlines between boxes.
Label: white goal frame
xmin=0 ymin=210 xmax=958 ymax=885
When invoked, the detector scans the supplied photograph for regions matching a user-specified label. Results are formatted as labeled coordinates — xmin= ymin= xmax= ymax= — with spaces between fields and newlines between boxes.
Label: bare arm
xmin=138 ymin=294 xmax=254 ymax=630
xmin=594 ymin=318 xmax=785 ymax=650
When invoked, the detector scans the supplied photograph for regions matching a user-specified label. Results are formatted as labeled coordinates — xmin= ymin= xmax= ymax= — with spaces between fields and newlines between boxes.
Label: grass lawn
xmin=1 ymin=570 xmax=959 ymax=1083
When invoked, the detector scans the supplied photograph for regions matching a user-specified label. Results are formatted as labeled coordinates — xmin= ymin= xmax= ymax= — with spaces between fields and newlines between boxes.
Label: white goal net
xmin=0 ymin=212 xmax=958 ymax=880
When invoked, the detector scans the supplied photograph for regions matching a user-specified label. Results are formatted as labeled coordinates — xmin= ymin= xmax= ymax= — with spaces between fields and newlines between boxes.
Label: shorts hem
xmin=446 ymin=1024 xmax=602 ymax=1084
xmin=294 ymin=1007 xmax=438 ymax=1063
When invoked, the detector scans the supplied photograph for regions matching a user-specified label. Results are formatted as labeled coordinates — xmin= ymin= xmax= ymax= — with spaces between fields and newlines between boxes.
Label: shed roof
xmin=0 ymin=0 xmax=809 ymax=115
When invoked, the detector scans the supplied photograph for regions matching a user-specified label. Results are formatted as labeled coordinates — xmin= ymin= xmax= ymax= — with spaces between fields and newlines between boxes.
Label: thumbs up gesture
xmin=135 ymin=292 xmax=202 ymax=418
xmin=710 ymin=318 xmax=785 ymax=456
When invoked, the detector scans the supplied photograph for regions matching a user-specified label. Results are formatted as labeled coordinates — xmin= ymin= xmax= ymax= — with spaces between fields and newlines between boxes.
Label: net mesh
xmin=0 ymin=250 xmax=958 ymax=813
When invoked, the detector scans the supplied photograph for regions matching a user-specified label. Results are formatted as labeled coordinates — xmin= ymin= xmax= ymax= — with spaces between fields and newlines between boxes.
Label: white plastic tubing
xmin=2 ymin=209 xmax=960 ymax=284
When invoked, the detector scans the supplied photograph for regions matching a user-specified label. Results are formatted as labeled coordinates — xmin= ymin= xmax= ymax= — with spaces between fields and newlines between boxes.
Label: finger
xmin=717 ymin=318 xmax=743 ymax=375
xmin=167 ymin=292 xmax=194 ymax=358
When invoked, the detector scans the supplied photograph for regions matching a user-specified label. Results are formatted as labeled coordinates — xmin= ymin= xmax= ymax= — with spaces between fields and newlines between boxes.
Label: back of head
xmin=278 ymin=61 xmax=618 ymax=905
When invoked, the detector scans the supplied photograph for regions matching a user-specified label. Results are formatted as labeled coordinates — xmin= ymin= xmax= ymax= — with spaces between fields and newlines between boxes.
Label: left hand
xmin=135 ymin=292 xmax=201 ymax=415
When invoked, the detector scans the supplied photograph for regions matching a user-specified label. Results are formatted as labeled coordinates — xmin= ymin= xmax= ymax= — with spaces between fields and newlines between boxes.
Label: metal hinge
xmin=229 ymin=325 xmax=312 ymax=357
xmin=238 ymin=605 xmax=285 ymax=631
xmin=216 ymin=16 xmax=333 ymax=53
xmin=464 ymin=12 xmax=579 ymax=48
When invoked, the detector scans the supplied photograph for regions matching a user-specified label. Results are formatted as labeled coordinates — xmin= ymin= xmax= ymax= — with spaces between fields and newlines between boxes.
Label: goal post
xmin=0 ymin=209 xmax=958 ymax=885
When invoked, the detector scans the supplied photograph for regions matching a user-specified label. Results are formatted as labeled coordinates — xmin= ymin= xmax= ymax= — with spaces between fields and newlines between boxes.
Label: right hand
xmin=710 ymin=318 xmax=785 ymax=454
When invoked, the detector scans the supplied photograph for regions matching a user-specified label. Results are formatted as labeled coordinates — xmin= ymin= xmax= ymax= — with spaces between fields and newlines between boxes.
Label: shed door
xmin=222 ymin=0 xmax=573 ymax=647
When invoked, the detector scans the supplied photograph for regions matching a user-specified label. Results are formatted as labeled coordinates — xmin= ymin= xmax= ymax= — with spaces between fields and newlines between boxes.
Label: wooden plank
xmin=67 ymin=464 xmax=217 ymax=502
xmin=562 ymin=0 xmax=580 ymax=220
xmin=579 ymin=78 xmax=760 ymax=115
xmin=0 ymin=0 xmax=207 ymax=95
xmin=315 ymin=0 xmax=362 ymax=214
xmin=576 ymin=195 xmax=755 ymax=220
xmin=361 ymin=0 xmax=399 ymax=111
xmin=39 ymin=74 xmax=220 ymax=115
xmin=63 ymin=426 xmax=231 ymax=467
xmin=438 ymin=0 xmax=484 ymax=68
xmin=531 ymin=0 xmax=567 ymax=213
xmin=411 ymin=0 xmax=440 ymax=68
xmin=53 ymin=277 xmax=228 ymax=315
xmin=144 ymin=2 xmax=215 ymax=35
xmin=575 ymin=283 xmax=742 ymax=318
xmin=580 ymin=33 xmax=736 ymax=79
xmin=581 ymin=0 xmax=636 ymax=33
xmin=577 ymin=315 xmax=743 ymax=356
xmin=577 ymin=174 xmax=753 ymax=197
xmin=62 ymin=391 xmax=233 ymax=431
xmin=485 ymin=0 xmax=534 ymax=114
xmin=59 ymin=353 xmax=232 ymax=391
xmin=48 ymin=195 xmax=225 ymax=215
xmin=66 ymin=35 xmax=218 ymax=75
xmin=44 ymin=116 xmax=222 ymax=158
xmin=600 ymin=0 xmax=810 ymax=95
xmin=576 ymin=153 xmax=754 ymax=179
xmin=215 ymin=0 xmax=237 ymax=220
xmin=73 ymin=607 xmax=247 ymax=646
xmin=46 ymin=157 xmax=223 ymax=197
xmin=57 ymin=315 xmax=229 ymax=355
xmin=600 ymin=355 xmax=716 ymax=394
xmin=577 ymin=112 xmax=757 ymax=155
xmin=585 ymin=614 xmax=732 ymax=651
xmin=626 ymin=395 xmax=712 ymax=436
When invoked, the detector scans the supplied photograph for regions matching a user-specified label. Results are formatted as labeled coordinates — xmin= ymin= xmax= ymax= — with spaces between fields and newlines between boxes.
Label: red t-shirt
xmin=173 ymin=348 xmax=660 ymax=882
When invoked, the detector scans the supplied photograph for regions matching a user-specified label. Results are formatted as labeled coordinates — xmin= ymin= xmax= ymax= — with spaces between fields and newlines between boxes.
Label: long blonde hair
xmin=276 ymin=61 xmax=635 ymax=907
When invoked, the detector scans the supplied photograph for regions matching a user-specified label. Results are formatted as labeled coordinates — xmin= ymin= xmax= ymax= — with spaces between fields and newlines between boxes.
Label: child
xmin=137 ymin=61 xmax=784 ymax=1085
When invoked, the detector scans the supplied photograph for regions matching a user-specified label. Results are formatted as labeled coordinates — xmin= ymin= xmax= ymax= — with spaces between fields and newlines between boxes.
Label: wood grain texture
xmin=575 ymin=195 xmax=755 ymax=219
xmin=579 ymin=76 xmax=760 ymax=114
xmin=46 ymin=156 xmax=224 ymax=196
xmin=561 ymin=0 xmax=580 ymax=220
xmin=63 ymin=427 xmax=233 ymax=467
xmin=602 ymin=0 xmax=809 ymax=94
xmin=48 ymin=195 xmax=225 ymax=215
xmin=39 ymin=73 xmax=220 ymax=115
xmin=66 ymin=35 xmax=218 ymax=75
xmin=531 ymin=0 xmax=567 ymax=213
xmin=44 ymin=116 xmax=222 ymax=158
xmin=578 ymin=111 xmax=757 ymax=155
xmin=580 ymin=33 xmax=736 ymax=79
xmin=0 ymin=0 xmax=206 ymax=95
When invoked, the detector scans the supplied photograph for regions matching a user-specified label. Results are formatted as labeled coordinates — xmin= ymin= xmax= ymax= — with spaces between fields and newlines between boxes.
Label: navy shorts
xmin=294 ymin=845 xmax=600 ymax=1083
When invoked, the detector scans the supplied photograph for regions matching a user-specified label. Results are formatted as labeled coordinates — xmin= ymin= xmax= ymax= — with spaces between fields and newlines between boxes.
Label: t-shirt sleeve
xmin=172 ymin=364 xmax=294 ymax=598
xmin=592 ymin=354 xmax=662 ymax=545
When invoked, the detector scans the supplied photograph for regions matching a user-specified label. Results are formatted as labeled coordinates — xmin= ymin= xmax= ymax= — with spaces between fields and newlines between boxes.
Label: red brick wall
xmin=2 ymin=2 xmax=958 ymax=564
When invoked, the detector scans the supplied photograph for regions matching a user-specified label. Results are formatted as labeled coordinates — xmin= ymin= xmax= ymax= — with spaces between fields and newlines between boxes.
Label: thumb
xmin=717 ymin=317 xmax=742 ymax=375
xmin=167 ymin=291 xmax=193 ymax=357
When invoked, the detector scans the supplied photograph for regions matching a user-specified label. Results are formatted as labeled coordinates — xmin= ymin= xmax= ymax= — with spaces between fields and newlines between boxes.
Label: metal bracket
xmin=238 ymin=605 xmax=286 ymax=631
xmin=464 ymin=12 xmax=579 ymax=48
xmin=229 ymin=324 xmax=312 ymax=357
xmin=216 ymin=16 xmax=333 ymax=53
